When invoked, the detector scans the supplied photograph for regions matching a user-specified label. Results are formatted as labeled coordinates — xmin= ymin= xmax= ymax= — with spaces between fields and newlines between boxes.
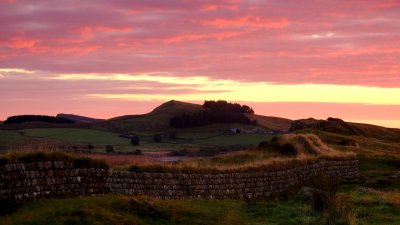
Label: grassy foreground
xmin=1 ymin=189 xmax=399 ymax=225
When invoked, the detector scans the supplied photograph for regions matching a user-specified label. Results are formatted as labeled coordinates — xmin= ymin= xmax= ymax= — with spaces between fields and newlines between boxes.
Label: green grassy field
xmin=1 ymin=189 xmax=399 ymax=225
xmin=0 ymin=130 xmax=30 ymax=152
xmin=0 ymin=128 xmax=273 ymax=153
xmin=21 ymin=128 xmax=130 ymax=145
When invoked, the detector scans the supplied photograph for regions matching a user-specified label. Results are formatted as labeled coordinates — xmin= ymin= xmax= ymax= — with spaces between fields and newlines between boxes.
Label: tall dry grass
xmin=1 ymin=133 xmax=356 ymax=173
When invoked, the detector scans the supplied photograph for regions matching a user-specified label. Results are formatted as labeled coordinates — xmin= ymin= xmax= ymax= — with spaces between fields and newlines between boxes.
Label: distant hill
xmin=56 ymin=113 xmax=104 ymax=124
xmin=247 ymin=114 xmax=292 ymax=132
xmin=107 ymin=100 xmax=204 ymax=130
xmin=103 ymin=100 xmax=292 ymax=132
xmin=290 ymin=117 xmax=400 ymax=142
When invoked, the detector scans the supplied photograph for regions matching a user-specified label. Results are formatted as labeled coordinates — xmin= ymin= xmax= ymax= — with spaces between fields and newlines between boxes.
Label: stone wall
xmin=0 ymin=160 xmax=358 ymax=202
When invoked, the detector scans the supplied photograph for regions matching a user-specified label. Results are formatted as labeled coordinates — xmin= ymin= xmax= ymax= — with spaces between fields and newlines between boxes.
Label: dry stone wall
xmin=0 ymin=160 xmax=358 ymax=202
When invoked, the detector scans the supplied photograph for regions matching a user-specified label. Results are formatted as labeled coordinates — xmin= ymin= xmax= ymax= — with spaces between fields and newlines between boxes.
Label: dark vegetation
xmin=169 ymin=100 xmax=256 ymax=128
xmin=169 ymin=101 xmax=257 ymax=128
xmin=0 ymin=152 xmax=108 ymax=168
xmin=4 ymin=115 xmax=74 ymax=125
xmin=153 ymin=133 xmax=162 ymax=143
xmin=169 ymin=110 xmax=256 ymax=128
xmin=105 ymin=145 xmax=114 ymax=153
xmin=130 ymin=135 xmax=140 ymax=145
xmin=203 ymin=100 xmax=254 ymax=114
xmin=306 ymin=176 xmax=357 ymax=224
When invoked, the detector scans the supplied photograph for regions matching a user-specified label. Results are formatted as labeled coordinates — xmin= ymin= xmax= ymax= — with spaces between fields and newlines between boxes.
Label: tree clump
xmin=170 ymin=100 xmax=256 ymax=128
xmin=4 ymin=115 xmax=74 ymax=124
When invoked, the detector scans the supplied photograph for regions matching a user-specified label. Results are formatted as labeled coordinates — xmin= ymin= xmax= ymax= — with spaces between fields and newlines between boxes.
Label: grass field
xmin=0 ymin=130 xmax=30 ymax=152
xmin=1 ymin=189 xmax=399 ymax=225
xmin=296 ymin=129 xmax=400 ymax=190
xmin=21 ymin=128 xmax=130 ymax=145
xmin=1 ymin=129 xmax=399 ymax=224
xmin=0 ymin=128 xmax=273 ymax=153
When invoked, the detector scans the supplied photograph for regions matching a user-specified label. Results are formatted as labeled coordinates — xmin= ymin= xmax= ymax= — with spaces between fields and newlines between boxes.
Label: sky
xmin=0 ymin=0 xmax=399 ymax=128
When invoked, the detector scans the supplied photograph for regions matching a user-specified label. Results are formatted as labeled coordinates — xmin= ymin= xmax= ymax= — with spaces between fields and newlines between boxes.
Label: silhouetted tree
xmin=203 ymin=100 xmax=254 ymax=114
xmin=4 ymin=115 xmax=74 ymax=124
xmin=170 ymin=110 xmax=256 ymax=128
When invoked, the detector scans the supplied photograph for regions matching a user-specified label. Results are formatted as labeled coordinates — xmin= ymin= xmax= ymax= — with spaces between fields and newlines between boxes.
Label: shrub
xmin=258 ymin=141 xmax=269 ymax=148
xmin=279 ymin=144 xmax=298 ymax=156
xmin=0 ymin=152 xmax=108 ymax=169
xmin=105 ymin=145 xmax=114 ymax=153
xmin=153 ymin=134 xmax=162 ymax=143
xmin=130 ymin=149 xmax=142 ymax=155
xmin=168 ymin=132 xmax=177 ymax=140
xmin=309 ymin=176 xmax=338 ymax=212
xmin=131 ymin=135 xmax=140 ymax=146
xmin=73 ymin=157 xmax=109 ymax=169
xmin=87 ymin=143 xmax=94 ymax=150
xmin=129 ymin=165 xmax=141 ymax=173
xmin=170 ymin=149 xmax=189 ymax=156
xmin=321 ymin=194 xmax=357 ymax=225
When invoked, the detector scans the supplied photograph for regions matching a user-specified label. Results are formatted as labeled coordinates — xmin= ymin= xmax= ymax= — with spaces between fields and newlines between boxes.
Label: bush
xmin=258 ymin=141 xmax=269 ymax=148
xmin=170 ymin=149 xmax=189 ymax=156
xmin=130 ymin=149 xmax=142 ymax=155
xmin=309 ymin=176 xmax=338 ymax=212
xmin=131 ymin=135 xmax=140 ymax=146
xmin=128 ymin=165 xmax=141 ymax=173
xmin=73 ymin=157 xmax=109 ymax=169
xmin=0 ymin=152 xmax=108 ymax=169
xmin=105 ymin=145 xmax=114 ymax=153
xmin=321 ymin=195 xmax=357 ymax=225
xmin=153 ymin=134 xmax=162 ymax=143
xmin=168 ymin=132 xmax=177 ymax=140
xmin=279 ymin=144 xmax=298 ymax=156
xmin=87 ymin=143 xmax=94 ymax=150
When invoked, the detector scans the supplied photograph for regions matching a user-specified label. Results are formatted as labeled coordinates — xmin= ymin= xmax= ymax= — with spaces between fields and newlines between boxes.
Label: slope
xmin=103 ymin=100 xmax=292 ymax=132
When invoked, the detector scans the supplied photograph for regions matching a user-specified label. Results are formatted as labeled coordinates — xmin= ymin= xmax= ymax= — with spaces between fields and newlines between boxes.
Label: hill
xmin=56 ymin=113 xmax=103 ymax=124
xmin=104 ymin=100 xmax=205 ymax=131
xmin=247 ymin=114 xmax=292 ymax=132
xmin=290 ymin=118 xmax=400 ymax=142
xmin=104 ymin=100 xmax=291 ymax=132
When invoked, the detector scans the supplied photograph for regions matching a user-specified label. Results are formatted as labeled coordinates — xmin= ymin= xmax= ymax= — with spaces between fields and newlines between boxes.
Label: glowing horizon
xmin=1 ymin=0 xmax=400 ymax=128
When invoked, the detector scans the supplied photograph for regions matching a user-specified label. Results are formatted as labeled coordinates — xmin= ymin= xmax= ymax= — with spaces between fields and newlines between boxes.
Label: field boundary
xmin=0 ymin=159 xmax=358 ymax=202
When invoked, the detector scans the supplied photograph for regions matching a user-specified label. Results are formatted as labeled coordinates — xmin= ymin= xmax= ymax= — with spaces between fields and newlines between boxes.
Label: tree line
xmin=3 ymin=115 xmax=74 ymax=124
xmin=203 ymin=100 xmax=254 ymax=114
xmin=170 ymin=101 xmax=257 ymax=128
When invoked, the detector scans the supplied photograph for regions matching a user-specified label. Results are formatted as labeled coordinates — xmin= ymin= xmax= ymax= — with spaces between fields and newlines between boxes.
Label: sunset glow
xmin=1 ymin=0 xmax=400 ymax=127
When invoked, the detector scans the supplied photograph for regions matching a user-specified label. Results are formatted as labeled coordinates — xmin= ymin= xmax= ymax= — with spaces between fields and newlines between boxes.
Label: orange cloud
xmin=201 ymin=16 xmax=290 ymax=29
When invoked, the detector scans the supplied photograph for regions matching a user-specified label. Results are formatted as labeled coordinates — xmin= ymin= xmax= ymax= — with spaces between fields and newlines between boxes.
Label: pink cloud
xmin=200 ymin=16 xmax=290 ymax=29
xmin=4 ymin=36 xmax=38 ymax=49
xmin=74 ymin=26 xmax=133 ymax=40
xmin=0 ymin=0 xmax=400 ymax=123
